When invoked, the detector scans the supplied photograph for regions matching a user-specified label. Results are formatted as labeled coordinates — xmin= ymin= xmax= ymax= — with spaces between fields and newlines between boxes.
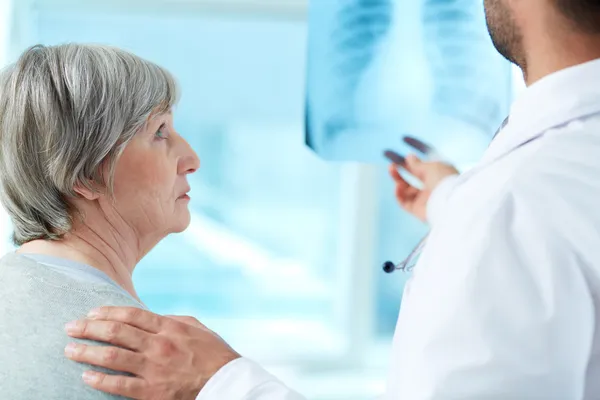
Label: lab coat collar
xmin=483 ymin=57 xmax=600 ymax=164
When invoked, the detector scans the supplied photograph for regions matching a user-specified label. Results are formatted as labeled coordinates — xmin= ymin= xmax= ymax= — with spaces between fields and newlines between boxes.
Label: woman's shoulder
xmin=0 ymin=252 xmax=141 ymax=399
xmin=0 ymin=251 xmax=144 ymax=312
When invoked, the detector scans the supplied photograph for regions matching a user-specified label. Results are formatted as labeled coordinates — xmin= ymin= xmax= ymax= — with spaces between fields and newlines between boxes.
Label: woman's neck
xmin=18 ymin=225 xmax=143 ymax=303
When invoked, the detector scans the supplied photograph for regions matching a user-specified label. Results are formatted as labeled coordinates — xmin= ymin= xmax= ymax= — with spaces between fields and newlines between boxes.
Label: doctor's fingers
xmin=65 ymin=343 xmax=149 ymax=399
xmin=79 ymin=372 xmax=148 ymax=400
xmin=164 ymin=315 xmax=205 ymax=329
xmin=389 ymin=164 xmax=411 ymax=188
xmin=404 ymin=154 xmax=430 ymax=181
xmin=395 ymin=183 xmax=419 ymax=206
xmin=64 ymin=342 xmax=146 ymax=374
xmin=65 ymin=319 xmax=152 ymax=352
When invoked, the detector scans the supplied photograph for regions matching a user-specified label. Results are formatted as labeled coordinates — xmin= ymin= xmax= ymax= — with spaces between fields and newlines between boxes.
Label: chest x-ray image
xmin=305 ymin=0 xmax=513 ymax=167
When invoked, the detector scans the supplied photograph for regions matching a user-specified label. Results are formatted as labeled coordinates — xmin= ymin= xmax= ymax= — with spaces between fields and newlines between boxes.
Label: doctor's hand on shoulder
xmin=64 ymin=307 xmax=241 ymax=400
xmin=387 ymin=137 xmax=459 ymax=222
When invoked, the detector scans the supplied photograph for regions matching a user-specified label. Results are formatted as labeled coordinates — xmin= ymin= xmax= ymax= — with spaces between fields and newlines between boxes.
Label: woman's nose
xmin=178 ymin=138 xmax=200 ymax=175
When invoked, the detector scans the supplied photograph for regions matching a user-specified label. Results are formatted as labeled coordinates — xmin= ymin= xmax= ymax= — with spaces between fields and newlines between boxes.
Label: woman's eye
xmin=155 ymin=124 xmax=168 ymax=140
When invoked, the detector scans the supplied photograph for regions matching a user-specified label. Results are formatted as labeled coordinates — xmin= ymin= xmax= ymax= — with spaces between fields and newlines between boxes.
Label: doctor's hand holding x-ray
xmin=65 ymin=0 xmax=600 ymax=398
xmin=385 ymin=136 xmax=459 ymax=223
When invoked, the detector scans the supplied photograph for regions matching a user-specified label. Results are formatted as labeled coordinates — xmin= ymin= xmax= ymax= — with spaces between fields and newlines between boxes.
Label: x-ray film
xmin=305 ymin=0 xmax=513 ymax=166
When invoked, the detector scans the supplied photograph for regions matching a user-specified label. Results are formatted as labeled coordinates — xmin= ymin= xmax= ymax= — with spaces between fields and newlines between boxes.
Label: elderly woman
xmin=0 ymin=44 xmax=457 ymax=400
xmin=0 ymin=43 xmax=224 ymax=398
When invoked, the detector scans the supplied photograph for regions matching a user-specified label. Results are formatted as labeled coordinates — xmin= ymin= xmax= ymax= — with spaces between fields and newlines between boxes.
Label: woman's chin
xmin=170 ymin=210 xmax=192 ymax=233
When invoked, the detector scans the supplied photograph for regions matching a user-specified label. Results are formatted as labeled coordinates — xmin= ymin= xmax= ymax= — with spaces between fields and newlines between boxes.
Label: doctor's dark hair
xmin=0 ymin=44 xmax=178 ymax=246
xmin=554 ymin=0 xmax=600 ymax=33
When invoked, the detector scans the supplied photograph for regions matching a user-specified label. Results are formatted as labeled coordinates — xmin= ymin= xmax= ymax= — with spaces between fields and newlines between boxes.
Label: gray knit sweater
xmin=0 ymin=252 xmax=145 ymax=399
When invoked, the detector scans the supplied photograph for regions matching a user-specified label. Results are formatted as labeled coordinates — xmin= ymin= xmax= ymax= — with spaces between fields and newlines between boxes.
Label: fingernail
xmin=64 ymin=321 xmax=80 ymax=334
xmin=64 ymin=343 xmax=79 ymax=357
xmin=87 ymin=308 xmax=101 ymax=319
xmin=83 ymin=371 xmax=99 ymax=384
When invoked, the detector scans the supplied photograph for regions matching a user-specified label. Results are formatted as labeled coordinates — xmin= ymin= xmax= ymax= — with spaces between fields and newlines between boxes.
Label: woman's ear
xmin=73 ymin=182 xmax=102 ymax=201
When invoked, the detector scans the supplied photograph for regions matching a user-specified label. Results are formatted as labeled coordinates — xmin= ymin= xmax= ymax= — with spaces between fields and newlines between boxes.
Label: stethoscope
xmin=382 ymin=237 xmax=427 ymax=273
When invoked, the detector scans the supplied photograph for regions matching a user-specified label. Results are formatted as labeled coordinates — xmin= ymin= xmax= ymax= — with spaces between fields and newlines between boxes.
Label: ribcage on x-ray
xmin=322 ymin=0 xmax=393 ymax=140
xmin=422 ymin=0 xmax=505 ymax=134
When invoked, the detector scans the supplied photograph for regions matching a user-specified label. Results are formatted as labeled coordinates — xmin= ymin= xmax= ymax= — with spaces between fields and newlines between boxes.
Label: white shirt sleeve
xmin=387 ymin=190 xmax=596 ymax=399
xmin=197 ymin=358 xmax=306 ymax=400
xmin=426 ymin=174 xmax=460 ymax=226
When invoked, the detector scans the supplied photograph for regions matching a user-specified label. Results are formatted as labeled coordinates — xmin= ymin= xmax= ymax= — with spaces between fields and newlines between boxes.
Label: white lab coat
xmin=198 ymin=58 xmax=600 ymax=400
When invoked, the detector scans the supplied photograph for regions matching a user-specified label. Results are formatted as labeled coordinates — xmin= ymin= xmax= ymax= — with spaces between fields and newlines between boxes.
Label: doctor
xmin=64 ymin=0 xmax=600 ymax=398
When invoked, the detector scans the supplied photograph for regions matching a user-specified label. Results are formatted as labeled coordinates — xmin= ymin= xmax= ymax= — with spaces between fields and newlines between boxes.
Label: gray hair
xmin=0 ymin=43 xmax=179 ymax=245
